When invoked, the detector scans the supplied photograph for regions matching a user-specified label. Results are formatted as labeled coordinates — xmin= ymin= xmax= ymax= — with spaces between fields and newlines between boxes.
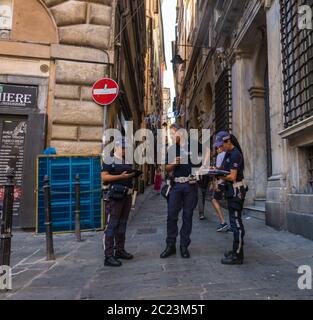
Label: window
xmin=0 ymin=0 xmax=13 ymax=29
xmin=214 ymin=68 xmax=232 ymax=132
xmin=153 ymin=0 xmax=159 ymax=14
xmin=0 ymin=0 xmax=13 ymax=39
xmin=280 ymin=0 xmax=313 ymax=128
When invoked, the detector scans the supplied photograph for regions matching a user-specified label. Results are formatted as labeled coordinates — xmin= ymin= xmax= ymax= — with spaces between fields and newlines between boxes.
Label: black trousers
xmin=227 ymin=188 xmax=246 ymax=258
xmin=103 ymin=195 xmax=132 ymax=257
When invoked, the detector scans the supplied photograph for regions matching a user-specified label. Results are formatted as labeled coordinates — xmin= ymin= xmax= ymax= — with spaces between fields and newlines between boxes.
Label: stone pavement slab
xmin=1 ymin=188 xmax=313 ymax=300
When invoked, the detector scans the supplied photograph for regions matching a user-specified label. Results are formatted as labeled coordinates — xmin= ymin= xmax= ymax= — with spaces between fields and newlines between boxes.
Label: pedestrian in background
xmin=211 ymin=141 xmax=229 ymax=232
xmin=197 ymin=174 xmax=210 ymax=220
xmin=154 ymin=166 xmax=162 ymax=195
xmin=102 ymin=138 xmax=136 ymax=267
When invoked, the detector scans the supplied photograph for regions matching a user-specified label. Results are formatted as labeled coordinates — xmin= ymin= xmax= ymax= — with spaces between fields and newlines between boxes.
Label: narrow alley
xmin=2 ymin=188 xmax=312 ymax=300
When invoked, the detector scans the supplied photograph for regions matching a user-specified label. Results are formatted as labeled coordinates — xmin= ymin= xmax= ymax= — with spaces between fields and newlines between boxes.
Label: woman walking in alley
xmin=215 ymin=132 xmax=248 ymax=265
xmin=154 ymin=166 xmax=162 ymax=195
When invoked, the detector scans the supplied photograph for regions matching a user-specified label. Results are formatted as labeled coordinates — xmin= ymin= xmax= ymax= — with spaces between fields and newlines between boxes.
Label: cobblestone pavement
xmin=1 ymin=188 xmax=313 ymax=300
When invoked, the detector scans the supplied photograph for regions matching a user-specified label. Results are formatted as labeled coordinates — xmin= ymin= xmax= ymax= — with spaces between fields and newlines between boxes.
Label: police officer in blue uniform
xmin=102 ymin=138 xmax=136 ymax=267
xmin=160 ymin=124 xmax=198 ymax=259
xmin=215 ymin=132 xmax=248 ymax=265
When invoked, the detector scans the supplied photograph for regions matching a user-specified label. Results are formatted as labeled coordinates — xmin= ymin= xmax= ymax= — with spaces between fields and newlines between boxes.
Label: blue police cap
xmin=213 ymin=131 xmax=231 ymax=148
xmin=216 ymin=131 xmax=231 ymax=141
xmin=213 ymin=139 xmax=224 ymax=148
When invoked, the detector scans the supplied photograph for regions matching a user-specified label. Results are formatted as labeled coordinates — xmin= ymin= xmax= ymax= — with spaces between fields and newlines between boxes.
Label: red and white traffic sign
xmin=92 ymin=78 xmax=119 ymax=106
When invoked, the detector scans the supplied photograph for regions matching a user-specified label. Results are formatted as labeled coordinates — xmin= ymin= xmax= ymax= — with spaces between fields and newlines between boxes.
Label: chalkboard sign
xmin=0 ymin=118 xmax=27 ymax=217
xmin=0 ymin=84 xmax=38 ymax=108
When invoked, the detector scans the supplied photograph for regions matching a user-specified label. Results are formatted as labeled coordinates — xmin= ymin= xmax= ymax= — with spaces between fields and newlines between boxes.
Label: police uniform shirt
xmin=223 ymin=147 xmax=244 ymax=182
xmin=166 ymin=143 xmax=191 ymax=177
xmin=102 ymin=156 xmax=133 ymax=188
xmin=166 ymin=140 xmax=201 ymax=178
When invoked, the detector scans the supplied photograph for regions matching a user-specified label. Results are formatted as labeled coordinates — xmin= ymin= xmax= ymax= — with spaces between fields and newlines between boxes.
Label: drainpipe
xmin=117 ymin=6 xmax=131 ymax=86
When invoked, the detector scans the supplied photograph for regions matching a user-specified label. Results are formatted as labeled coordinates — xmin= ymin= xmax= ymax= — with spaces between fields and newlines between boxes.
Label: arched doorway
xmin=11 ymin=0 xmax=58 ymax=43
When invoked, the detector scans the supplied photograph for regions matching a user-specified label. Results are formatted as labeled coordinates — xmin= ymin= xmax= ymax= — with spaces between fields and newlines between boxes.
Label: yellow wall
xmin=11 ymin=0 xmax=58 ymax=44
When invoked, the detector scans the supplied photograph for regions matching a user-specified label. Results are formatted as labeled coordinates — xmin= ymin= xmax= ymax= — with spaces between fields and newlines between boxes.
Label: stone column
xmin=249 ymin=87 xmax=267 ymax=199
xmin=265 ymin=0 xmax=288 ymax=229
xmin=231 ymin=50 xmax=254 ymax=205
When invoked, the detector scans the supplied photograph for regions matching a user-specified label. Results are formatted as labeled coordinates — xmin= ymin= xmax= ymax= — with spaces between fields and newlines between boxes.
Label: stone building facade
xmin=143 ymin=0 xmax=166 ymax=185
xmin=162 ymin=87 xmax=171 ymax=127
xmin=144 ymin=0 xmax=166 ymax=129
xmin=173 ymin=0 xmax=313 ymax=240
xmin=0 ymin=0 xmax=160 ymax=228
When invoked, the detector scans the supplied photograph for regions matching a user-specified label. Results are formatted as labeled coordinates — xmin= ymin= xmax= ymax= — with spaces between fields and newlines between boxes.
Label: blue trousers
xmin=166 ymin=183 xmax=198 ymax=248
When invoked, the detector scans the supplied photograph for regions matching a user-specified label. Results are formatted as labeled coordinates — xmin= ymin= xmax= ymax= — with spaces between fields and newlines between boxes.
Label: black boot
xmin=180 ymin=246 xmax=190 ymax=259
xmin=104 ymin=256 xmax=122 ymax=267
xmin=221 ymin=253 xmax=243 ymax=265
xmin=115 ymin=250 xmax=134 ymax=260
xmin=225 ymin=247 xmax=244 ymax=259
xmin=224 ymin=250 xmax=234 ymax=258
xmin=160 ymin=245 xmax=176 ymax=259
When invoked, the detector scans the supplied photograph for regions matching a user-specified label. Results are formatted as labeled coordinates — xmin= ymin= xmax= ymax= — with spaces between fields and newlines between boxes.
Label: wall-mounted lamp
xmin=171 ymin=54 xmax=187 ymax=65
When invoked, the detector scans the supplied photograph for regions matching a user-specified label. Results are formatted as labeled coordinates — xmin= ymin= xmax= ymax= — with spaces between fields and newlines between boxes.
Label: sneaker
xmin=199 ymin=213 xmax=205 ymax=220
xmin=216 ymin=223 xmax=229 ymax=232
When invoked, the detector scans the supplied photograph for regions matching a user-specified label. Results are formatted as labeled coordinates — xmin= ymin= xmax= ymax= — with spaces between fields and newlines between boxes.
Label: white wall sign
xmin=0 ymin=0 xmax=13 ymax=30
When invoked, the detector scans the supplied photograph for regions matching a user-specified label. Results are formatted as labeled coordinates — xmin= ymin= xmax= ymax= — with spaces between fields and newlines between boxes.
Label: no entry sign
xmin=92 ymin=78 xmax=119 ymax=106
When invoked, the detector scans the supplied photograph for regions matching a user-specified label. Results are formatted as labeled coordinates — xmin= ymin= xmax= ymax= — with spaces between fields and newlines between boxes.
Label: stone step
xmin=253 ymin=198 xmax=266 ymax=210
xmin=254 ymin=198 xmax=266 ymax=203
xmin=244 ymin=204 xmax=266 ymax=222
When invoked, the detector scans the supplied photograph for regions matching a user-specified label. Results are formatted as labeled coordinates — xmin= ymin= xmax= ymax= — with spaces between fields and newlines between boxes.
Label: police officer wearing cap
xmin=160 ymin=123 xmax=198 ymax=259
xmin=215 ymin=132 xmax=248 ymax=265
xmin=102 ymin=138 xmax=136 ymax=267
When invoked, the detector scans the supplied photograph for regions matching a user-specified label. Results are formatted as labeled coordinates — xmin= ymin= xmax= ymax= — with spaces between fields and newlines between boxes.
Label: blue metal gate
xmin=36 ymin=155 xmax=103 ymax=233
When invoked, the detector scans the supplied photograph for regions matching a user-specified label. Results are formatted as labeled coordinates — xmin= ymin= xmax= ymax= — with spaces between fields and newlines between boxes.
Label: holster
xmin=107 ymin=184 xmax=129 ymax=201
xmin=225 ymin=183 xmax=248 ymax=201
xmin=161 ymin=177 xmax=174 ymax=200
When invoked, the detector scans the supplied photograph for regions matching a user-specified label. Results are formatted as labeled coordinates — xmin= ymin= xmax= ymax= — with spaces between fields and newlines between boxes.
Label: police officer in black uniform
xmin=102 ymin=138 xmax=136 ymax=267
xmin=215 ymin=132 xmax=247 ymax=265
xmin=160 ymin=123 xmax=198 ymax=259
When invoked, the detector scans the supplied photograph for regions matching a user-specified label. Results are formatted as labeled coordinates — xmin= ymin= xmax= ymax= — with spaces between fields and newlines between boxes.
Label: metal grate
xmin=280 ymin=0 xmax=313 ymax=128
xmin=215 ymin=68 xmax=232 ymax=132
xmin=309 ymin=146 xmax=313 ymax=188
